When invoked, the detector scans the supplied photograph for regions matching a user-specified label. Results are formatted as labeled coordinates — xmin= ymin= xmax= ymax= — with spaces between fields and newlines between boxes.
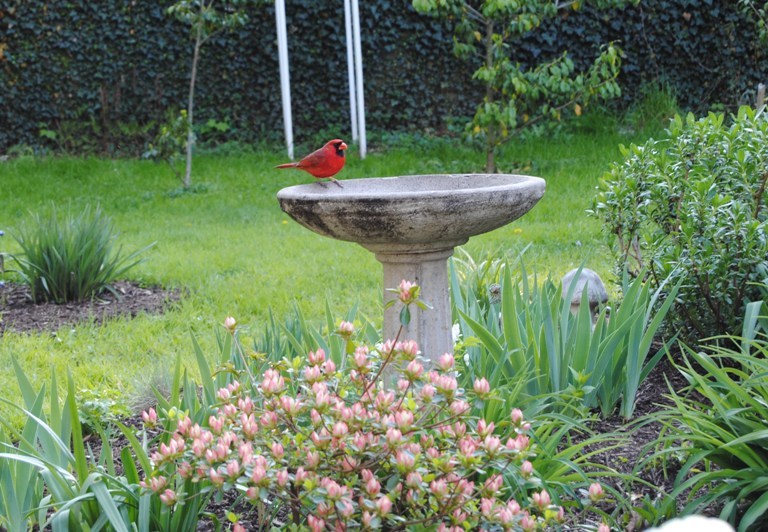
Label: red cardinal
xmin=275 ymin=139 xmax=348 ymax=187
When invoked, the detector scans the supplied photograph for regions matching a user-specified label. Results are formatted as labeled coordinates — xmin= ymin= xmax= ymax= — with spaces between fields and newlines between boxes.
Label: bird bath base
xmin=277 ymin=174 xmax=546 ymax=366
xmin=373 ymin=245 xmax=458 ymax=363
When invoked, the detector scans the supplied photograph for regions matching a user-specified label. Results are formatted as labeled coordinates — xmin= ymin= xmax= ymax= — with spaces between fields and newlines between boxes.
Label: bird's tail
xmin=275 ymin=162 xmax=299 ymax=169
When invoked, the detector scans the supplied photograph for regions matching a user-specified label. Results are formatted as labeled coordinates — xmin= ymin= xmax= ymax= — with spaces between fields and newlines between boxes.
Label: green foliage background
xmin=1 ymin=0 xmax=765 ymax=154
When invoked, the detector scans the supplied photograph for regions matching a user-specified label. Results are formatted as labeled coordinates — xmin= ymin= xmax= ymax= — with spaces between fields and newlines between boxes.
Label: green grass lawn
xmin=0 ymin=122 xmax=653 ymax=417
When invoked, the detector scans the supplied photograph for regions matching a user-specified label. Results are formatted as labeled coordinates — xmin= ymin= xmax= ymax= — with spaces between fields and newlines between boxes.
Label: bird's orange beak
xmin=340 ymin=142 xmax=348 ymax=151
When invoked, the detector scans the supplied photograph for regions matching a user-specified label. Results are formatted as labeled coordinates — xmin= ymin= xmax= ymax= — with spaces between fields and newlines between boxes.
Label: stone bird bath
xmin=277 ymin=173 xmax=545 ymax=365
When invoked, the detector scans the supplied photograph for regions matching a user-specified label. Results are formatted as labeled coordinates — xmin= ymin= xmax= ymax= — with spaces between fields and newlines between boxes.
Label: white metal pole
xmin=275 ymin=0 xmax=294 ymax=160
xmin=344 ymin=0 xmax=358 ymax=142
xmin=351 ymin=0 xmax=366 ymax=158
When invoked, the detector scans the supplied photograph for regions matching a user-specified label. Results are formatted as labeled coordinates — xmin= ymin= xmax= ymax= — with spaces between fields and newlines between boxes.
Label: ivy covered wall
xmin=0 ymin=0 xmax=764 ymax=154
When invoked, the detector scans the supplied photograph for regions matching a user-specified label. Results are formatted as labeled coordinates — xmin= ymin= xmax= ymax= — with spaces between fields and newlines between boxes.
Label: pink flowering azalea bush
xmin=138 ymin=283 xmax=607 ymax=530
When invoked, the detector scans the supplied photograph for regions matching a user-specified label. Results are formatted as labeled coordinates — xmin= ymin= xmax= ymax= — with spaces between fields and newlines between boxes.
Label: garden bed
xmin=0 ymin=281 xmax=180 ymax=335
xmin=0 ymin=280 xmax=711 ymax=529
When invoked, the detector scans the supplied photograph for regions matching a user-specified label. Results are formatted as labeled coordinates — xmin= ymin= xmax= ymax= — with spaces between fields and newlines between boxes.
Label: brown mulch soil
xmin=0 ymin=280 xmax=180 ymax=335
xmin=0 ymin=284 xmax=702 ymax=529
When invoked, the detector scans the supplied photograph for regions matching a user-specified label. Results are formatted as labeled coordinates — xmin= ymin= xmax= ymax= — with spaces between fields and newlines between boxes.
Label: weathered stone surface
xmin=561 ymin=268 xmax=608 ymax=307
xmin=277 ymin=174 xmax=545 ymax=251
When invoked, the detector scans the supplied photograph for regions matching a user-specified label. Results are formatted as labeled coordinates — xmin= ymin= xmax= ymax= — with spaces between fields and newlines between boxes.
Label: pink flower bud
xmin=238 ymin=396 xmax=254 ymax=414
xmin=176 ymin=416 xmax=192 ymax=436
xmin=589 ymin=482 xmax=605 ymax=501
xmin=332 ymin=421 xmax=349 ymax=439
xmin=352 ymin=346 xmax=369 ymax=371
xmin=262 ymin=369 xmax=286 ymax=396
xmin=484 ymin=435 xmax=502 ymax=455
xmin=473 ymin=377 xmax=491 ymax=397
xmin=241 ymin=413 xmax=258 ymax=439
xmin=323 ymin=478 xmax=344 ymax=500
xmin=394 ymin=410 xmax=414 ymax=431
xmin=323 ymin=359 xmax=336 ymax=374
xmin=337 ymin=321 xmax=355 ymax=338
xmin=376 ymin=496 xmax=392 ymax=516
xmin=496 ymin=508 xmax=514 ymax=526
xmin=276 ymin=468 xmax=289 ymax=487
xmin=506 ymin=499 xmax=521 ymax=515
xmin=366 ymin=476 xmax=381 ymax=496
xmin=316 ymin=502 xmax=332 ymax=518
xmin=395 ymin=450 xmax=416 ymax=471
xmin=506 ymin=434 xmax=530 ymax=452
xmin=480 ymin=497 xmax=495 ymax=517
xmin=436 ymin=375 xmax=458 ymax=399
xmin=251 ymin=465 xmax=267 ymax=485
xmin=397 ymin=280 xmax=418 ymax=304
xmin=406 ymin=471 xmax=422 ymax=488
xmin=597 ymin=523 xmax=611 ymax=532
xmin=141 ymin=408 xmax=158 ymax=427
xmin=476 ymin=419 xmax=494 ymax=438
xmin=295 ymin=467 xmax=308 ymax=484
xmin=375 ymin=390 xmax=395 ymax=410
xmin=520 ymin=460 xmax=533 ymax=478
xmin=140 ymin=475 xmax=167 ymax=493
xmin=532 ymin=489 xmax=551 ymax=509
xmin=208 ymin=415 xmax=224 ymax=434
xmin=208 ymin=468 xmax=225 ymax=487
xmin=437 ymin=353 xmax=454 ymax=371
xmin=449 ymin=400 xmax=470 ymax=416
xmin=178 ymin=461 xmax=193 ymax=479
xmin=510 ymin=408 xmax=524 ymax=426
xmin=159 ymin=488 xmax=178 ymax=506
xmin=308 ymin=348 xmax=326 ymax=366
xmin=404 ymin=360 xmax=424 ymax=380
xmin=520 ymin=514 xmax=536 ymax=531
xmin=338 ymin=498 xmax=354 ymax=518
xmin=280 ymin=396 xmax=302 ymax=417
xmin=430 ymin=479 xmax=449 ymax=499
xmin=458 ymin=436 xmax=477 ymax=457
xmin=226 ymin=460 xmax=241 ymax=480
xmin=484 ymin=474 xmax=503 ymax=495
xmin=419 ymin=383 xmax=436 ymax=402
xmin=217 ymin=387 xmax=231 ymax=402
xmin=399 ymin=340 xmax=419 ymax=359
xmin=308 ymin=515 xmax=325 ymax=532
xmin=305 ymin=365 xmax=322 ymax=383
xmin=223 ymin=316 xmax=237 ymax=333
xmin=386 ymin=427 xmax=403 ymax=447
xmin=310 ymin=429 xmax=331 ymax=450
xmin=271 ymin=441 xmax=284 ymax=459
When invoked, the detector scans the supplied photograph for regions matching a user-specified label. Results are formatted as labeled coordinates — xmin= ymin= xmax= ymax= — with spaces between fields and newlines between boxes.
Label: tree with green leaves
xmin=412 ymin=0 xmax=634 ymax=172
xmin=167 ymin=0 xmax=261 ymax=188
xmin=740 ymin=0 xmax=768 ymax=43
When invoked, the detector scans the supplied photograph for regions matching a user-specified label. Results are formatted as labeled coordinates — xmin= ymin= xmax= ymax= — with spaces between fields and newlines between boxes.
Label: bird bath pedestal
xmin=277 ymin=174 xmax=545 ymax=366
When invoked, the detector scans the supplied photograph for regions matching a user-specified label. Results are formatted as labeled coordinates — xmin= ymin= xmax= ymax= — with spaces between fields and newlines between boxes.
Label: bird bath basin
xmin=277 ymin=173 xmax=546 ymax=365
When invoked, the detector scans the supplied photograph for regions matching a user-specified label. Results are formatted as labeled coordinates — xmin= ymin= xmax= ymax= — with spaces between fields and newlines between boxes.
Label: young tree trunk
xmin=184 ymin=25 xmax=203 ymax=189
xmin=484 ymin=18 xmax=496 ymax=174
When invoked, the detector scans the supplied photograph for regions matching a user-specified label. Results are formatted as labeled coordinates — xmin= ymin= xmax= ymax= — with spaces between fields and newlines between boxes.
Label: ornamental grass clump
xmin=638 ymin=301 xmax=768 ymax=530
xmin=9 ymin=205 xmax=153 ymax=303
xmin=138 ymin=285 xmax=608 ymax=530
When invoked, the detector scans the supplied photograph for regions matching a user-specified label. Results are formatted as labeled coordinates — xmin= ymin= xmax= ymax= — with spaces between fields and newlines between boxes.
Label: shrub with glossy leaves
xmin=591 ymin=106 xmax=768 ymax=342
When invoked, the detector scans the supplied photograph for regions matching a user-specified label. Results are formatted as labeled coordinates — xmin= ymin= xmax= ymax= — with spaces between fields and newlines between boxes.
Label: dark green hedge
xmin=0 ymin=0 xmax=765 ymax=154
